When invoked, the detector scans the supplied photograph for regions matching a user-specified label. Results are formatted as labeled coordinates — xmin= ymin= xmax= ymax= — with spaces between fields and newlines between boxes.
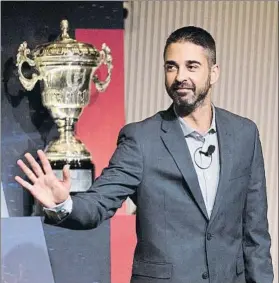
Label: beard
xmin=166 ymin=75 xmax=211 ymax=116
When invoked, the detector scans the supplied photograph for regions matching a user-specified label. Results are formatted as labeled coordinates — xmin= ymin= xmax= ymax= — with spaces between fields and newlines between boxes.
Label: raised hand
xmin=15 ymin=150 xmax=71 ymax=208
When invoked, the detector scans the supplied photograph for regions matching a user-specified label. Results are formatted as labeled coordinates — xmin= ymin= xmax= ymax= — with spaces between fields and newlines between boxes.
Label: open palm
xmin=15 ymin=150 xmax=71 ymax=208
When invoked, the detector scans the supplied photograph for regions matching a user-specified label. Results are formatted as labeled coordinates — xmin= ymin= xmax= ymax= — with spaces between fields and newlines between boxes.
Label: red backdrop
xmin=75 ymin=29 xmax=125 ymax=178
xmin=75 ymin=29 xmax=136 ymax=282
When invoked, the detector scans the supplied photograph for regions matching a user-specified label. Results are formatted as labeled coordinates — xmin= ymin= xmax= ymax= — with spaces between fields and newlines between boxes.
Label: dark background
xmin=1 ymin=1 xmax=124 ymax=216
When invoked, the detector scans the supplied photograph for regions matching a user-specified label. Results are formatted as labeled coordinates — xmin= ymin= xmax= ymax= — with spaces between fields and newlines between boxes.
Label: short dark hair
xmin=163 ymin=26 xmax=216 ymax=66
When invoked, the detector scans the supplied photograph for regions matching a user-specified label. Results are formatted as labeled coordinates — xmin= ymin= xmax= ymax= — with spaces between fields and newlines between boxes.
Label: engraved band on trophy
xmin=16 ymin=19 xmax=113 ymax=178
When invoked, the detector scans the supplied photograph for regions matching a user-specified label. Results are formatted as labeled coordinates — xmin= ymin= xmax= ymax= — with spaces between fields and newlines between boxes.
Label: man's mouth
xmin=175 ymin=88 xmax=193 ymax=93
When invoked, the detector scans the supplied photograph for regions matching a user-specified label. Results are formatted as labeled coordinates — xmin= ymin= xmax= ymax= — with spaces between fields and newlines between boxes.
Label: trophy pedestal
xmin=32 ymin=160 xmax=95 ymax=216
xmin=50 ymin=158 xmax=95 ymax=192
xmin=54 ymin=168 xmax=94 ymax=192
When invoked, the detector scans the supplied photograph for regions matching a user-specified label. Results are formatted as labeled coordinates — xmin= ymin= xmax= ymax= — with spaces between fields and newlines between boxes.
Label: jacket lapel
xmin=160 ymin=107 xmax=209 ymax=220
xmin=209 ymin=108 xmax=234 ymax=224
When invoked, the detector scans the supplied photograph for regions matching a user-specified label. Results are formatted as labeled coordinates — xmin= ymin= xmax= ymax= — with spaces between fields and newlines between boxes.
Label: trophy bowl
xmin=16 ymin=19 xmax=113 ymax=169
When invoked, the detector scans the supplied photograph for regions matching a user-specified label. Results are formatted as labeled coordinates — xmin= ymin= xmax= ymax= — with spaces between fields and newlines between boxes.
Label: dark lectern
xmin=1 ymin=217 xmax=111 ymax=283
xmin=1 ymin=217 xmax=55 ymax=283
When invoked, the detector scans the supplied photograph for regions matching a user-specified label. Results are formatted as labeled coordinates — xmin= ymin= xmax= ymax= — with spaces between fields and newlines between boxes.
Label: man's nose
xmin=175 ymin=67 xmax=189 ymax=83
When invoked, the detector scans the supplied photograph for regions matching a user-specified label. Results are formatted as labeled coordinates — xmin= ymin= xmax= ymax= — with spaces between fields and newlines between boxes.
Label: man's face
xmin=164 ymin=41 xmax=216 ymax=115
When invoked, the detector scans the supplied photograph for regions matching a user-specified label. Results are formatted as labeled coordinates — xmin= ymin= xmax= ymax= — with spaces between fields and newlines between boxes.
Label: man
xmin=15 ymin=26 xmax=273 ymax=283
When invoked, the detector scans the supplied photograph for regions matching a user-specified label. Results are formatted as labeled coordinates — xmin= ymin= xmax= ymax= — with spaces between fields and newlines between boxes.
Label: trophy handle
xmin=16 ymin=41 xmax=44 ymax=91
xmin=92 ymin=43 xmax=113 ymax=92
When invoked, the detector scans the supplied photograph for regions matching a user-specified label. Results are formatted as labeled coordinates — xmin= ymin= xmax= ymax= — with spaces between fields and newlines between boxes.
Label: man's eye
xmin=188 ymin=65 xmax=199 ymax=71
xmin=165 ymin=65 xmax=177 ymax=72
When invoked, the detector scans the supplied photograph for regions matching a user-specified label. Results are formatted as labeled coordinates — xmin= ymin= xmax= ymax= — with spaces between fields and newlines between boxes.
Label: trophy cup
xmin=16 ymin=20 xmax=113 ymax=198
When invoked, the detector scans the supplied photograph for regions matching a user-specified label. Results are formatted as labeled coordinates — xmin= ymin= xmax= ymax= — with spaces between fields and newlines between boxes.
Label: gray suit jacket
xmin=56 ymin=106 xmax=273 ymax=283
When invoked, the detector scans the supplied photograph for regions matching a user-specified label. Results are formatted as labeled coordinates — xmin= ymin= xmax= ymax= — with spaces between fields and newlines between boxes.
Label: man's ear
xmin=210 ymin=64 xmax=220 ymax=85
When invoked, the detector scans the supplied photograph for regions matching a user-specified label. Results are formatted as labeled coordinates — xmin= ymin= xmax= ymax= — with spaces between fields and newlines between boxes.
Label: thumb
xmin=62 ymin=164 xmax=71 ymax=183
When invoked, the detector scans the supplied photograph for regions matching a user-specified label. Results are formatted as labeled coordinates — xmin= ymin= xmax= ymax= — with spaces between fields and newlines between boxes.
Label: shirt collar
xmin=174 ymin=104 xmax=217 ymax=137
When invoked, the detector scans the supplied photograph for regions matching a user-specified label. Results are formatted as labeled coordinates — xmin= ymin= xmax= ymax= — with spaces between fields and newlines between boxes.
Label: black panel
xmin=2 ymin=1 xmax=124 ymax=30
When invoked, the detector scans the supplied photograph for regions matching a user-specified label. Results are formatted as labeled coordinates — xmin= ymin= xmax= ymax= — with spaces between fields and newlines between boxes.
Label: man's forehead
xmin=164 ymin=41 xmax=208 ymax=61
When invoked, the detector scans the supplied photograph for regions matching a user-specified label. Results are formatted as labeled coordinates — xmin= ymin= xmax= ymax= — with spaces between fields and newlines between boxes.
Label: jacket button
xmin=207 ymin=233 xmax=212 ymax=240
xmin=202 ymin=271 xmax=209 ymax=279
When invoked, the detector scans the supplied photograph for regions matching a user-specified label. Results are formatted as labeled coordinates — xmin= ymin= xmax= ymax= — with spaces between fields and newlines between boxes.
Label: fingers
xmin=15 ymin=175 xmax=56 ymax=208
xmin=15 ymin=176 xmax=33 ymax=192
xmin=24 ymin=153 xmax=44 ymax=177
xmin=62 ymin=164 xmax=71 ymax=183
xmin=17 ymin=159 xmax=37 ymax=183
xmin=37 ymin=150 xmax=53 ymax=174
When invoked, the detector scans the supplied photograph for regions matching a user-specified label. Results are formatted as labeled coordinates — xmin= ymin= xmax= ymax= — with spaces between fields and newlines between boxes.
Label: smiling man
xmin=16 ymin=26 xmax=273 ymax=283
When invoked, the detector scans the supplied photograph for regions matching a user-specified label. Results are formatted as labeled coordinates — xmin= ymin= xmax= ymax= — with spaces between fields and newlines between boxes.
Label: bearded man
xmin=16 ymin=26 xmax=273 ymax=283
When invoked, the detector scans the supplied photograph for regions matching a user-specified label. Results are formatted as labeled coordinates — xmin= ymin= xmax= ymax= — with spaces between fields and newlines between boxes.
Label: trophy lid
xmin=32 ymin=19 xmax=100 ymax=63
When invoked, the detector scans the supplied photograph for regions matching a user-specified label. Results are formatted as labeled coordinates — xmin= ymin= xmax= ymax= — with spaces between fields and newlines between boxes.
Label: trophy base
xmin=49 ymin=158 xmax=95 ymax=192
xmin=54 ymin=167 xmax=94 ymax=193
xmin=49 ymin=158 xmax=94 ymax=170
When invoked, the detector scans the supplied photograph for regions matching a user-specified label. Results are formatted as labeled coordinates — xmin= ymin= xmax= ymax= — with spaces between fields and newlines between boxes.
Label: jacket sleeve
xmin=52 ymin=124 xmax=143 ymax=229
xmin=243 ymin=125 xmax=274 ymax=282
